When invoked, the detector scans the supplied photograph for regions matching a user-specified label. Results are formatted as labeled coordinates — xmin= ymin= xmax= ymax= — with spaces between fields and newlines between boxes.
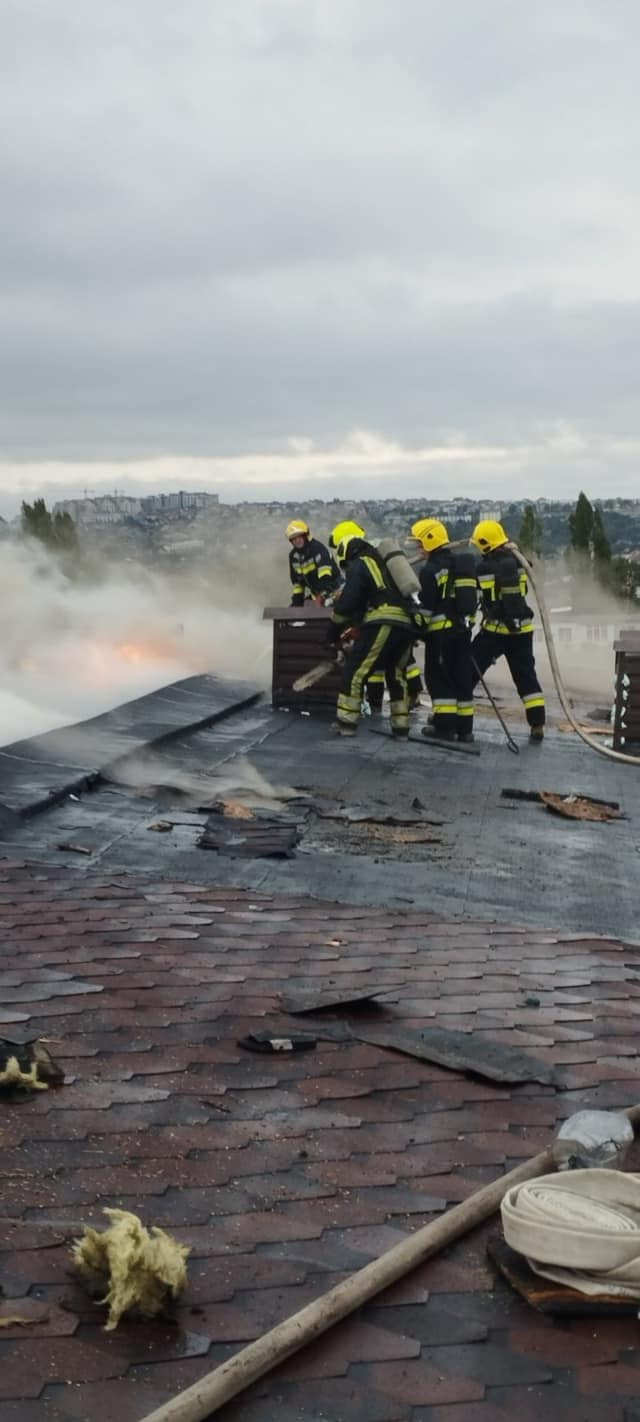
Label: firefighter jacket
xmin=418 ymin=546 xmax=479 ymax=633
xmin=328 ymin=539 xmax=413 ymax=640
xmin=477 ymin=546 xmax=534 ymax=635
xmin=289 ymin=537 xmax=341 ymax=606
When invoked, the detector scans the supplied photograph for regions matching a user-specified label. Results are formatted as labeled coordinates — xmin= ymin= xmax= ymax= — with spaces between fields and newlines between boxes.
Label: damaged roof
xmin=0 ymin=675 xmax=639 ymax=1421
xmin=0 ymin=677 xmax=636 ymax=941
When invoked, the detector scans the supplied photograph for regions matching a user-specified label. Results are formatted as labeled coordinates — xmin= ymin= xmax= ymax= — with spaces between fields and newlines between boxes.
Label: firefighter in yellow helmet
xmin=326 ymin=521 xmax=414 ymax=737
xmin=471 ymin=520 xmax=545 ymax=741
xmin=410 ymin=518 xmax=479 ymax=742
xmin=285 ymin=519 xmax=340 ymax=607
xmin=327 ymin=522 xmax=424 ymax=716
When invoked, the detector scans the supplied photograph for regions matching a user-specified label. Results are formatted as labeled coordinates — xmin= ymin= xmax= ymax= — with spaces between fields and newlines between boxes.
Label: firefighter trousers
xmin=471 ymin=629 xmax=545 ymax=727
xmin=337 ymin=624 xmax=413 ymax=735
xmin=366 ymin=655 xmax=423 ymax=710
xmin=425 ymin=629 xmax=474 ymax=736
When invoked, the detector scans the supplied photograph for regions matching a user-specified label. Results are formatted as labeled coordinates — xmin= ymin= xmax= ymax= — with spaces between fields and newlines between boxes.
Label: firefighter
xmin=326 ymin=520 xmax=415 ymax=737
xmin=286 ymin=519 xmax=340 ymax=606
xmin=470 ymin=520 xmax=545 ymax=741
xmin=410 ymin=518 xmax=478 ymax=742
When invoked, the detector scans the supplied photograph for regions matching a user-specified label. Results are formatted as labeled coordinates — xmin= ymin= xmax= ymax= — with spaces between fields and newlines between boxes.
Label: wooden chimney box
xmin=613 ymin=630 xmax=640 ymax=751
xmin=263 ymin=605 xmax=342 ymax=709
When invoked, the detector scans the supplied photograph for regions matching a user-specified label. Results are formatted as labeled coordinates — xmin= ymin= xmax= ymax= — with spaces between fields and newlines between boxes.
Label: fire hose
xmin=502 ymin=1168 xmax=640 ymax=1298
xmin=509 ymin=545 xmax=640 ymax=767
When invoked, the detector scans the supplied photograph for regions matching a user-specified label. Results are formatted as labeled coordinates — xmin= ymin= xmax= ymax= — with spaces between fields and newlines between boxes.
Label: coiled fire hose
xmin=502 ymin=1168 xmax=640 ymax=1298
xmin=510 ymin=544 xmax=640 ymax=767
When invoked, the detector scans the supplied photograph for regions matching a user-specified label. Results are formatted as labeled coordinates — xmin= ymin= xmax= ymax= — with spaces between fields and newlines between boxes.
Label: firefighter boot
xmin=331 ymin=721 xmax=357 ymax=738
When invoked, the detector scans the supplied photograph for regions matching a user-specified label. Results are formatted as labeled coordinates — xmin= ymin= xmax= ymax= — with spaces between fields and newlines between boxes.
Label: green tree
xmin=591 ymin=507 xmax=611 ymax=566
xmin=568 ymin=491 xmax=594 ymax=553
xmin=607 ymin=556 xmax=640 ymax=602
xmin=21 ymin=497 xmax=54 ymax=543
xmin=22 ymin=498 xmax=79 ymax=559
xmin=52 ymin=510 xmax=79 ymax=551
xmin=518 ymin=505 xmax=543 ymax=557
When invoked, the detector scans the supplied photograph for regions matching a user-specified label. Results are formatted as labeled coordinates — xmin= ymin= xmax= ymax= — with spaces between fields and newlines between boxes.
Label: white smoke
xmin=107 ymin=750 xmax=301 ymax=809
xmin=0 ymin=539 xmax=271 ymax=746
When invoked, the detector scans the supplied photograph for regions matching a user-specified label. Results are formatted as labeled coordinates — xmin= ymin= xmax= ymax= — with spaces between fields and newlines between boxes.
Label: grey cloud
xmin=1 ymin=0 xmax=639 ymax=488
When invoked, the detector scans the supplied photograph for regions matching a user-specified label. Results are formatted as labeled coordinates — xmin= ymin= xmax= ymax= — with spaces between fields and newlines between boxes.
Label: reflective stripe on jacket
xmin=330 ymin=540 xmax=413 ymax=633
xmin=419 ymin=546 xmax=479 ymax=633
xmin=289 ymin=537 xmax=341 ymax=601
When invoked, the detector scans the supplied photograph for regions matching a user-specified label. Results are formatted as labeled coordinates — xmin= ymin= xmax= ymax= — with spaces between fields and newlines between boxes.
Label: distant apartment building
xmin=53 ymin=490 xmax=219 ymax=524
xmin=140 ymin=491 xmax=219 ymax=514
xmin=52 ymin=495 xmax=143 ymax=525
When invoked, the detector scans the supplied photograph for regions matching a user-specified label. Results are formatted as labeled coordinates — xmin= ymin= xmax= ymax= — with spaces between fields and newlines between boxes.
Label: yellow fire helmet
xmin=329 ymin=523 xmax=364 ymax=565
xmin=329 ymin=520 xmax=366 ymax=565
xmin=286 ymin=519 xmax=310 ymax=540
xmin=471 ymin=519 xmax=508 ymax=553
xmin=410 ymin=518 xmax=450 ymax=552
xmin=329 ymin=519 xmax=365 ymax=547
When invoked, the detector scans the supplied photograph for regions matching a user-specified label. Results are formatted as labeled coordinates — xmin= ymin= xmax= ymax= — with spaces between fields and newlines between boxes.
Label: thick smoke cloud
xmin=0 ymin=539 xmax=270 ymax=745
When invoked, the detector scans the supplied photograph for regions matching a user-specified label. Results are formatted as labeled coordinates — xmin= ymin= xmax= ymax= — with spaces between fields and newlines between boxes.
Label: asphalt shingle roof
xmin=1 ymin=679 xmax=639 ymax=1420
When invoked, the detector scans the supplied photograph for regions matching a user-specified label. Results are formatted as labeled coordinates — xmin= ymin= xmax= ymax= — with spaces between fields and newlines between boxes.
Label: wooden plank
xmin=488 ymin=1237 xmax=638 ymax=1316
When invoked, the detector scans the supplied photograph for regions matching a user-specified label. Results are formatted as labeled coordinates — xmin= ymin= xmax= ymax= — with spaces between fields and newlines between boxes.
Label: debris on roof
xmin=199 ymin=811 xmax=300 ymax=857
xmin=363 ymin=822 xmax=442 ymax=845
xmin=0 ymin=1037 xmax=64 ymax=1091
xmin=0 ymin=1301 xmax=51 ymax=1329
xmin=355 ymin=1023 xmax=558 ymax=1086
xmin=238 ymin=1030 xmax=318 ymax=1053
xmin=557 ymin=721 xmax=612 ymax=737
xmin=540 ymin=792 xmax=623 ymax=822
xmin=501 ymin=787 xmax=623 ymax=820
xmin=312 ymin=800 xmax=444 ymax=827
xmin=72 ymin=1208 xmax=190 ymax=1331
xmin=211 ymin=798 xmax=255 ymax=820
xmin=282 ymin=985 xmax=397 ymax=1013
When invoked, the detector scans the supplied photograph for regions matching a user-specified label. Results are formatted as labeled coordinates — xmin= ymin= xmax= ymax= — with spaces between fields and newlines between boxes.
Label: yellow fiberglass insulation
xmin=72 ymin=1208 xmax=190 ymax=1330
xmin=0 ymin=1056 xmax=49 ymax=1090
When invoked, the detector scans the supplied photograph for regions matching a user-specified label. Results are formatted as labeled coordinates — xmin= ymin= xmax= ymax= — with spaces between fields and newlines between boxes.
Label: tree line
xmin=518 ymin=494 xmax=639 ymax=600
xmin=21 ymin=498 xmax=79 ymax=552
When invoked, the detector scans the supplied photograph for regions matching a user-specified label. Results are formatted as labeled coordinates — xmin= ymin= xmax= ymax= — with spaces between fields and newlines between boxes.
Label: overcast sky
xmin=1 ymin=0 xmax=639 ymax=515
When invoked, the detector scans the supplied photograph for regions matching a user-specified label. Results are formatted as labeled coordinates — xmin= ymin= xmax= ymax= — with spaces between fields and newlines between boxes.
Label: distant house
xmin=550 ymin=612 xmax=640 ymax=646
